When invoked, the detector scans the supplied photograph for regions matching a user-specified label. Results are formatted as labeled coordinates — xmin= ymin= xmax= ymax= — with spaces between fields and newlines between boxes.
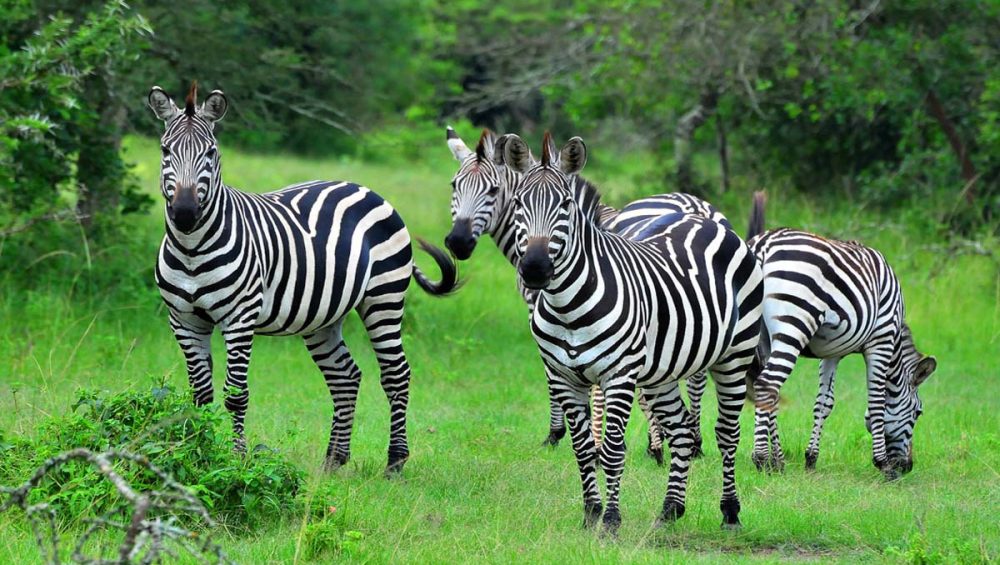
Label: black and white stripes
xmin=506 ymin=133 xmax=762 ymax=531
xmin=148 ymin=84 xmax=458 ymax=473
xmin=746 ymin=193 xmax=936 ymax=477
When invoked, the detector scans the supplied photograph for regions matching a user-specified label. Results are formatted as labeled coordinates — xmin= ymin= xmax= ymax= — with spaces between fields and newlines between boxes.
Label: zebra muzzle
xmin=444 ymin=219 xmax=477 ymax=260
xmin=519 ymin=241 xmax=554 ymax=289
xmin=169 ymin=187 xmax=201 ymax=233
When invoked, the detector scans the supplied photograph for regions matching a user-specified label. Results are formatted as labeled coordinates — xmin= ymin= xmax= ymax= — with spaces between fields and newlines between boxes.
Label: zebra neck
xmin=538 ymin=218 xmax=610 ymax=312
xmin=490 ymin=201 xmax=520 ymax=266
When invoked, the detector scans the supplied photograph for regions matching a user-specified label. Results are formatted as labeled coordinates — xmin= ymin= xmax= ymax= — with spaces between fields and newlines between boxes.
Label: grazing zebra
xmin=745 ymin=193 xmax=936 ymax=477
xmin=506 ymin=133 xmax=762 ymax=531
xmin=147 ymin=83 xmax=459 ymax=474
xmin=444 ymin=128 xmax=723 ymax=460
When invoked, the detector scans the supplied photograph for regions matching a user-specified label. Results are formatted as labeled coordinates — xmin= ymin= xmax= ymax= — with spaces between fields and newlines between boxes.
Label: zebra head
xmin=506 ymin=132 xmax=592 ymax=290
xmin=867 ymin=325 xmax=937 ymax=473
xmin=444 ymin=128 xmax=513 ymax=260
xmin=147 ymin=82 xmax=228 ymax=234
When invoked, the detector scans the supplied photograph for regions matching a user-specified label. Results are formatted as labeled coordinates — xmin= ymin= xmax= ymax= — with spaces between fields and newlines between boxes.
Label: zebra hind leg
xmin=304 ymin=322 xmax=362 ymax=472
xmin=637 ymin=394 xmax=664 ymax=466
xmin=710 ymin=354 xmax=753 ymax=529
xmin=544 ymin=369 xmax=567 ymax=446
xmin=806 ymin=357 xmax=841 ymax=470
xmin=686 ymin=371 xmax=708 ymax=458
xmin=359 ymin=290 xmax=411 ymax=475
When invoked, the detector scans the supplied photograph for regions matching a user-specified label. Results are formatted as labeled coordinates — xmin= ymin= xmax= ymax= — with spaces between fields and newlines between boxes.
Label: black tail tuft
xmin=747 ymin=191 xmax=767 ymax=241
xmin=412 ymin=237 xmax=463 ymax=296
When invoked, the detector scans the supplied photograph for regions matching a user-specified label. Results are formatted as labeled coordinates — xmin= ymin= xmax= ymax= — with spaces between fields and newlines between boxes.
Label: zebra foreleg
xmin=222 ymin=327 xmax=255 ymax=455
xmin=863 ymin=345 xmax=894 ymax=478
xmin=359 ymin=293 xmax=411 ymax=475
xmin=686 ymin=371 xmax=707 ymax=458
xmin=305 ymin=324 xmax=361 ymax=472
xmin=554 ymin=375 xmax=602 ymax=529
xmin=806 ymin=357 xmax=842 ymax=470
xmin=169 ymin=315 xmax=214 ymax=406
xmin=645 ymin=383 xmax=694 ymax=526
xmin=598 ymin=376 xmax=636 ymax=535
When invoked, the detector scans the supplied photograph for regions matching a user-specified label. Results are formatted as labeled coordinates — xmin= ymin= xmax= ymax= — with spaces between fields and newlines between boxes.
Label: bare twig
xmin=0 ymin=210 xmax=87 ymax=238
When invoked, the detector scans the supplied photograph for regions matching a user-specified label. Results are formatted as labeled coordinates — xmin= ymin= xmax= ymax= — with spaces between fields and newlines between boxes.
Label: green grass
xmin=1 ymin=134 xmax=998 ymax=563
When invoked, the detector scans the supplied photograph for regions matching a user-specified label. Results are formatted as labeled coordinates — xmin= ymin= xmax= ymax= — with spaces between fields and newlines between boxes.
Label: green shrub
xmin=0 ymin=382 xmax=303 ymax=529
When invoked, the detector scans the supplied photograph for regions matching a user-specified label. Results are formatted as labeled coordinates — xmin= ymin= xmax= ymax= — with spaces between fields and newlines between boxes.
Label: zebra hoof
xmin=582 ymin=502 xmax=603 ymax=529
xmin=601 ymin=508 xmax=621 ymax=538
xmin=751 ymin=452 xmax=769 ymax=472
xmin=881 ymin=464 xmax=902 ymax=482
xmin=720 ymin=498 xmax=741 ymax=528
xmin=323 ymin=453 xmax=350 ymax=473
xmin=543 ymin=428 xmax=566 ymax=447
xmin=691 ymin=441 xmax=704 ymax=459
xmin=656 ymin=501 xmax=685 ymax=526
xmin=385 ymin=452 xmax=409 ymax=476
xmin=646 ymin=446 xmax=665 ymax=466
xmin=805 ymin=450 xmax=818 ymax=471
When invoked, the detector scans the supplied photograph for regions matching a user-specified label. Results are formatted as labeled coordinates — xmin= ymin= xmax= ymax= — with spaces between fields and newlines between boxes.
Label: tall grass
xmin=0 ymin=134 xmax=997 ymax=563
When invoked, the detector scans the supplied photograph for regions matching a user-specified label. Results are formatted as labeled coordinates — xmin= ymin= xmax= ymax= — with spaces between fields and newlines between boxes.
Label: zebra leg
xmin=553 ymin=374 xmax=602 ymax=528
xmin=806 ymin=357 xmax=842 ymax=470
xmin=710 ymin=354 xmax=751 ymax=529
xmin=544 ymin=373 xmax=567 ymax=446
xmin=304 ymin=322 xmax=361 ymax=471
xmin=359 ymin=293 xmax=411 ymax=474
xmin=598 ymin=376 xmax=636 ymax=535
xmin=645 ymin=383 xmax=695 ymax=525
xmin=686 ymin=371 xmax=707 ymax=458
xmin=168 ymin=314 xmax=214 ymax=406
xmin=752 ymin=322 xmax=815 ymax=471
xmin=221 ymin=327 xmax=255 ymax=454
xmin=638 ymin=394 xmax=664 ymax=466
xmin=590 ymin=385 xmax=604 ymax=449
xmin=863 ymin=344 xmax=894 ymax=478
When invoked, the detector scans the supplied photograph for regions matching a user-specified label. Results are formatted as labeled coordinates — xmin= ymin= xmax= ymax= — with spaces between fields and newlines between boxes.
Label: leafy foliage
xmin=0 ymin=383 xmax=303 ymax=528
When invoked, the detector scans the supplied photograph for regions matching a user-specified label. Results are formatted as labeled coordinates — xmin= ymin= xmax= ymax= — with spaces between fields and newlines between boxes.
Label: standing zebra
xmin=746 ymin=193 xmax=936 ymax=477
xmin=148 ymin=83 xmax=459 ymax=473
xmin=444 ymin=128 xmax=721 ymax=460
xmin=506 ymin=133 xmax=762 ymax=531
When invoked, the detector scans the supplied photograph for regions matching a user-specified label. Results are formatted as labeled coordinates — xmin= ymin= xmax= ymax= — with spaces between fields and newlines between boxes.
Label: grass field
xmin=1 ymin=134 xmax=998 ymax=563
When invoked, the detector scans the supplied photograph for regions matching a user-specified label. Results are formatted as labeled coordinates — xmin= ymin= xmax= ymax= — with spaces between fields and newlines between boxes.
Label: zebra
xmin=147 ymin=83 xmax=459 ymax=474
xmin=745 ymin=192 xmax=936 ymax=478
xmin=444 ymin=127 xmax=723 ymax=461
xmin=505 ymin=132 xmax=762 ymax=531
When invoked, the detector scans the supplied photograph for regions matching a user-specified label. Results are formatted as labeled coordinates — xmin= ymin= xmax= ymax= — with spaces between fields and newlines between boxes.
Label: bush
xmin=0 ymin=382 xmax=303 ymax=529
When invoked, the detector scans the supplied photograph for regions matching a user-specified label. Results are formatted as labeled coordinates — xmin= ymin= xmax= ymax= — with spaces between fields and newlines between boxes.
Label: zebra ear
xmin=914 ymin=356 xmax=936 ymax=387
xmin=476 ymin=129 xmax=496 ymax=163
xmin=200 ymin=90 xmax=228 ymax=123
xmin=503 ymin=134 xmax=535 ymax=173
xmin=493 ymin=134 xmax=512 ymax=166
xmin=148 ymin=86 xmax=179 ymax=122
xmin=559 ymin=137 xmax=587 ymax=175
xmin=446 ymin=126 xmax=473 ymax=161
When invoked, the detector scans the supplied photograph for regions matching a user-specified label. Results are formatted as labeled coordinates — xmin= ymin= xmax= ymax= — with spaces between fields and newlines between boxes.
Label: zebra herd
xmin=148 ymin=85 xmax=936 ymax=532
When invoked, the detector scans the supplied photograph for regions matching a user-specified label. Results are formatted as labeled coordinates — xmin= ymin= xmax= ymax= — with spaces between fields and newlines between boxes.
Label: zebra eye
xmin=205 ymin=147 xmax=217 ymax=159
xmin=488 ymin=186 xmax=499 ymax=196
xmin=161 ymin=145 xmax=170 ymax=157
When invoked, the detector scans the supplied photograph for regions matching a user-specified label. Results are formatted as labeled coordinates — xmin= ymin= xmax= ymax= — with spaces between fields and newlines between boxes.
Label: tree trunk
xmin=716 ymin=112 xmax=730 ymax=193
xmin=76 ymin=75 xmax=127 ymax=230
xmin=924 ymin=89 xmax=976 ymax=204
xmin=674 ymin=88 xmax=718 ymax=195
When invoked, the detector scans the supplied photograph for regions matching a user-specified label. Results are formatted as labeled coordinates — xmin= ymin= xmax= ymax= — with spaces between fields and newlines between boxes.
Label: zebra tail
xmin=747 ymin=190 xmax=767 ymax=240
xmin=412 ymin=237 xmax=462 ymax=296
xmin=745 ymin=320 xmax=771 ymax=404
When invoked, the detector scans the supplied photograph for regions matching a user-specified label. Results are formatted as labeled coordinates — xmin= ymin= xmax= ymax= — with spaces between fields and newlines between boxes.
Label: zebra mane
xmin=184 ymin=81 xmax=198 ymax=117
xmin=573 ymin=177 xmax=604 ymax=226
